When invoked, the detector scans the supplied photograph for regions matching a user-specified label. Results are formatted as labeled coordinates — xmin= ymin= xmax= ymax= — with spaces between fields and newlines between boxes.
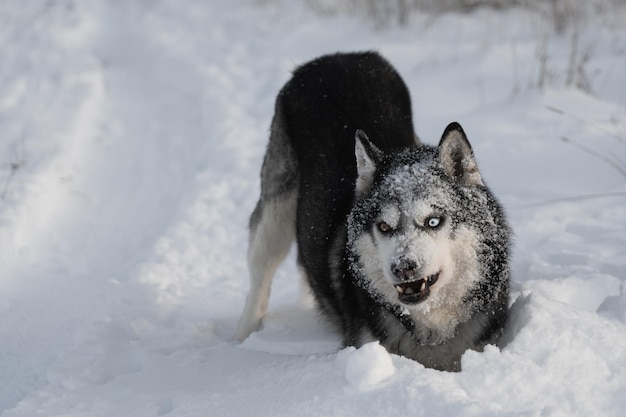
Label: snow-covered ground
xmin=1 ymin=0 xmax=625 ymax=415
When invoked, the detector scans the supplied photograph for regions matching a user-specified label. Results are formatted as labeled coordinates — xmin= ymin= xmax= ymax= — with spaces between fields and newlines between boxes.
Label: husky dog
xmin=236 ymin=51 xmax=511 ymax=371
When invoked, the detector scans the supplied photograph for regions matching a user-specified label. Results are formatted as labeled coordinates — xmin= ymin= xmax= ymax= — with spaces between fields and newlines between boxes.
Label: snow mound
xmin=340 ymin=342 xmax=396 ymax=390
xmin=598 ymin=282 xmax=626 ymax=323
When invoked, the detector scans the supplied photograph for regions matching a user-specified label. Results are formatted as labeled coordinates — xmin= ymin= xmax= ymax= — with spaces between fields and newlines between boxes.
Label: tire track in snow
xmin=0 ymin=0 xmax=294 ymax=412
xmin=0 ymin=1 xmax=107 ymax=411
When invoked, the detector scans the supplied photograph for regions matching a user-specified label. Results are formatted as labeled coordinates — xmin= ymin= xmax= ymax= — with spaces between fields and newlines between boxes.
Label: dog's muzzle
xmin=392 ymin=261 xmax=440 ymax=304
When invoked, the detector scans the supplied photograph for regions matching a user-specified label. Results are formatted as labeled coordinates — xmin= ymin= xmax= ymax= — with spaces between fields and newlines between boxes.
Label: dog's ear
xmin=355 ymin=129 xmax=383 ymax=196
xmin=437 ymin=122 xmax=484 ymax=187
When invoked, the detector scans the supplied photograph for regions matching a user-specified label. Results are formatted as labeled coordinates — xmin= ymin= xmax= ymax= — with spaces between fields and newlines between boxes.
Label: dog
xmin=235 ymin=51 xmax=511 ymax=371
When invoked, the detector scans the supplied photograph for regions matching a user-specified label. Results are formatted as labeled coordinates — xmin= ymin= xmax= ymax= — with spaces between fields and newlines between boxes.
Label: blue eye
xmin=426 ymin=216 xmax=442 ymax=229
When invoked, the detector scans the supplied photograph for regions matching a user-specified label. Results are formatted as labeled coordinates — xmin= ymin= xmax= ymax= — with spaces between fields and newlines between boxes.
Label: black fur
xmin=275 ymin=51 xmax=417 ymax=320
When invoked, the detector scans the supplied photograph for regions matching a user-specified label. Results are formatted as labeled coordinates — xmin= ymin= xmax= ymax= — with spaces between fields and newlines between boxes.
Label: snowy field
xmin=1 ymin=0 xmax=626 ymax=415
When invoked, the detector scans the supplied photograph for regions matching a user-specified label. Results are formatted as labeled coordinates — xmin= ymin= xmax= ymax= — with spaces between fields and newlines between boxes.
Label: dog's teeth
xmin=395 ymin=285 xmax=403 ymax=294
xmin=420 ymin=281 xmax=426 ymax=291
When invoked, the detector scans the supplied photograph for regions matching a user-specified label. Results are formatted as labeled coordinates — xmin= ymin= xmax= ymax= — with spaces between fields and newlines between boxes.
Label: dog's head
xmin=348 ymin=123 xmax=508 ymax=318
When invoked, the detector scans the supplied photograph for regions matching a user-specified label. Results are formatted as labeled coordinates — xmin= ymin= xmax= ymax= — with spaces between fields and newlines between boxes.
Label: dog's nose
xmin=392 ymin=260 xmax=418 ymax=281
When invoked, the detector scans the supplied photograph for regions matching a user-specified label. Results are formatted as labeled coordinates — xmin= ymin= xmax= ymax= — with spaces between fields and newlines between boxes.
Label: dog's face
xmin=349 ymin=124 xmax=486 ymax=314
xmin=351 ymin=167 xmax=482 ymax=315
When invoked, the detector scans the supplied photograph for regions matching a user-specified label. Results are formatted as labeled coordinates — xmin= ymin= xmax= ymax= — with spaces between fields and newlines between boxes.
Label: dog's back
xmin=278 ymin=51 xmax=416 ymax=158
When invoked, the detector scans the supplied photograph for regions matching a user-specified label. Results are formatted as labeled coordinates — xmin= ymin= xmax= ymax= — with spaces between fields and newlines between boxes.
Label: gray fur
xmin=258 ymin=107 xmax=299 ymax=202
xmin=234 ymin=108 xmax=299 ymax=342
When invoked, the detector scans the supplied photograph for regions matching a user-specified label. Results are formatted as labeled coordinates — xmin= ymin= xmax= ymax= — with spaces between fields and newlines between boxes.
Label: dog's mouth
xmin=394 ymin=272 xmax=440 ymax=304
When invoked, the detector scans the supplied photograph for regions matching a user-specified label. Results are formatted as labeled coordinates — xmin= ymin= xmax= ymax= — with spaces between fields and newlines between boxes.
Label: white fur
xmin=235 ymin=191 xmax=297 ymax=341
xmin=408 ymin=226 xmax=481 ymax=341
xmin=354 ymin=134 xmax=378 ymax=197
xmin=355 ymin=198 xmax=482 ymax=343
xmin=439 ymin=129 xmax=484 ymax=187
xmin=379 ymin=205 xmax=400 ymax=229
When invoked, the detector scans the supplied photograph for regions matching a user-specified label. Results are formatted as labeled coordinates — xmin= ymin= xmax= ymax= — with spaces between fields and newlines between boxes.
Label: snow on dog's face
xmin=348 ymin=124 xmax=487 ymax=315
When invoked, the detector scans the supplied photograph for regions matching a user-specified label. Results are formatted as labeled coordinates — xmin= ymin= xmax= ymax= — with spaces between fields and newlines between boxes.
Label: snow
xmin=0 ymin=0 xmax=625 ymax=416
xmin=341 ymin=342 xmax=396 ymax=390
